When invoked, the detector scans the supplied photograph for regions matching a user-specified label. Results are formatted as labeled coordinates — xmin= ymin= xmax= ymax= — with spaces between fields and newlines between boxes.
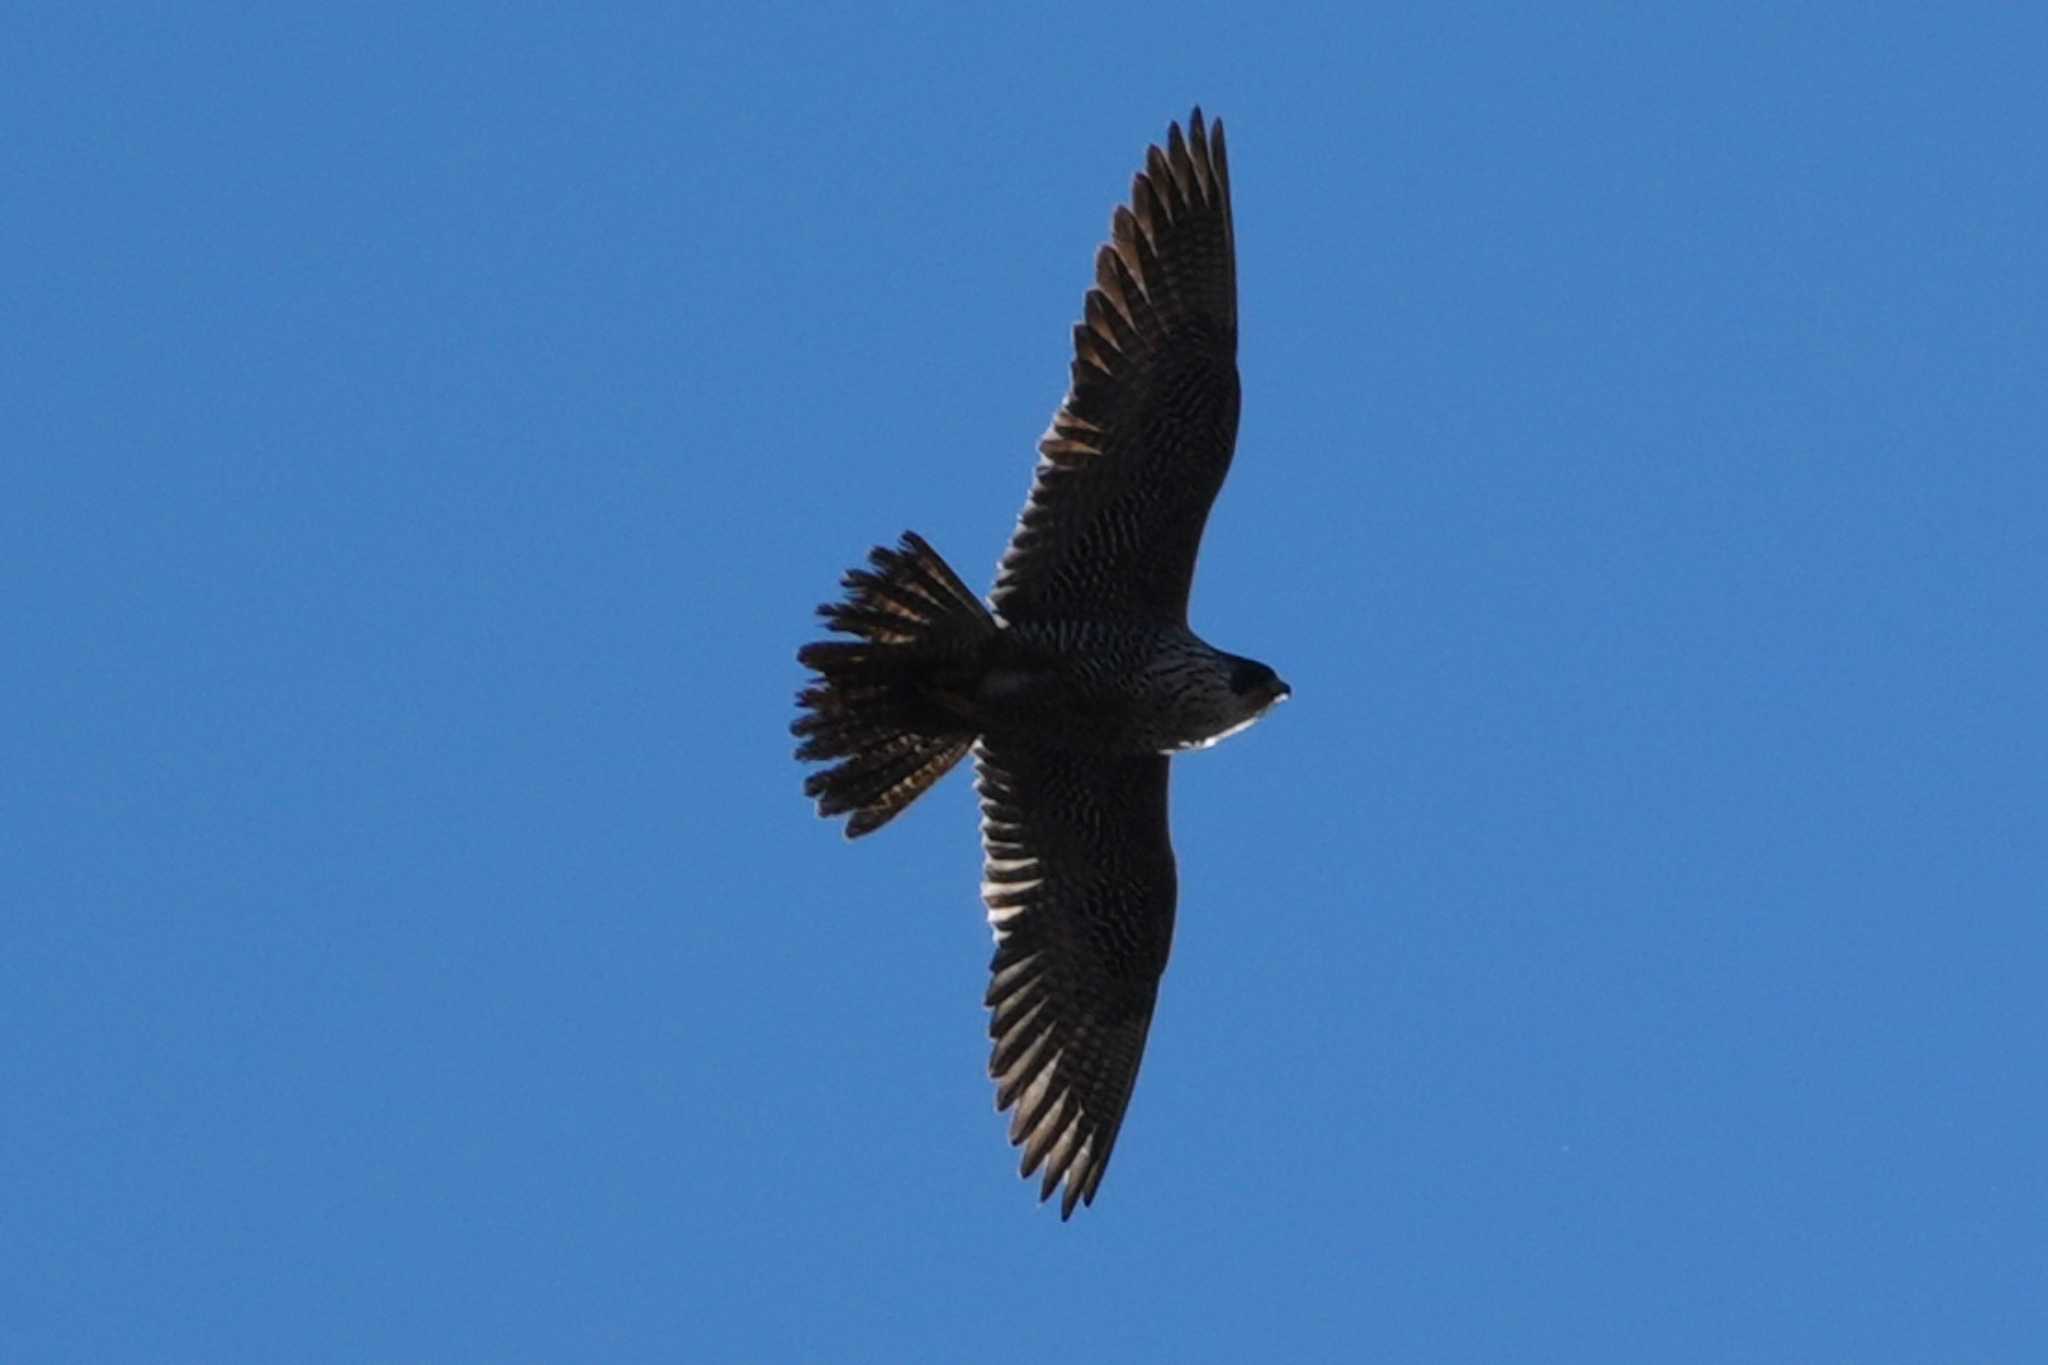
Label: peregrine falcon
xmin=793 ymin=109 xmax=1287 ymax=1218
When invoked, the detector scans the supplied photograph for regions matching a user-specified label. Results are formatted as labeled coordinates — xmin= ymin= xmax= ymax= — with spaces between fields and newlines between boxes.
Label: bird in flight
xmin=793 ymin=109 xmax=1287 ymax=1218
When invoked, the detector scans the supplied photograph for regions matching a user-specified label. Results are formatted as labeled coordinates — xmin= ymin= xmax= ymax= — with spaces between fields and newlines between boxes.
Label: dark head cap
xmin=1227 ymin=657 xmax=1291 ymax=704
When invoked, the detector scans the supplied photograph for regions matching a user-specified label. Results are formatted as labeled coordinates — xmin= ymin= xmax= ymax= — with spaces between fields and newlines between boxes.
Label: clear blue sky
xmin=7 ymin=4 xmax=2044 ymax=1360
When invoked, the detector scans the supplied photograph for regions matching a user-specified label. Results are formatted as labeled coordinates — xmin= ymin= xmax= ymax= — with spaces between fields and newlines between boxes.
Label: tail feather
xmin=793 ymin=532 xmax=995 ymax=837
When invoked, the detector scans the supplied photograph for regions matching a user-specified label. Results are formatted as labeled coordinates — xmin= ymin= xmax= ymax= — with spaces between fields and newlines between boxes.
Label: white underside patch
xmin=1169 ymin=714 xmax=1260 ymax=752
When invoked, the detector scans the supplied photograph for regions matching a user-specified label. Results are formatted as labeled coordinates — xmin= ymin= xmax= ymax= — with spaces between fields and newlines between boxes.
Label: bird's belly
xmin=972 ymin=665 xmax=1192 ymax=755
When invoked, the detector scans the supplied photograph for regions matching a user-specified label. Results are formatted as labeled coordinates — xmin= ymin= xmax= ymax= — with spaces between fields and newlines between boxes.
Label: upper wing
xmin=975 ymin=740 xmax=1177 ymax=1218
xmin=990 ymin=109 xmax=1240 ymax=627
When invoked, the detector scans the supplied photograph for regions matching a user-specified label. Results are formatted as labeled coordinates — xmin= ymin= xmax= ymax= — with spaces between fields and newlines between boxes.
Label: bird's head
xmin=1227 ymin=656 xmax=1292 ymax=714
xmin=1166 ymin=653 xmax=1289 ymax=751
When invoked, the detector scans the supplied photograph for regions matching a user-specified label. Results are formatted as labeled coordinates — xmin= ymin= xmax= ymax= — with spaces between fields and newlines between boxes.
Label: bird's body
xmin=793 ymin=109 xmax=1285 ymax=1217
xmin=931 ymin=616 xmax=1283 ymax=756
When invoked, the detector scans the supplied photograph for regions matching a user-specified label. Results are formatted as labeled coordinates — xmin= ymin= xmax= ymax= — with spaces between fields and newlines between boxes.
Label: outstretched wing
xmin=991 ymin=109 xmax=1240 ymax=627
xmin=974 ymin=741 xmax=1177 ymax=1218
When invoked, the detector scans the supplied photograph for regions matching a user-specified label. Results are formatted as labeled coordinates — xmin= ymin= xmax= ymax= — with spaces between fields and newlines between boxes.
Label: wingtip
xmin=1037 ymin=1174 xmax=1083 ymax=1221
xmin=1185 ymin=105 xmax=1222 ymax=139
xmin=1159 ymin=107 xmax=1229 ymax=210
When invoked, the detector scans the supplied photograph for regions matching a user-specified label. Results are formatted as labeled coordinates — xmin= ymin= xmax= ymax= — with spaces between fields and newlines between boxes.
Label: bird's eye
xmin=1229 ymin=660 xmax=1272 ymax=695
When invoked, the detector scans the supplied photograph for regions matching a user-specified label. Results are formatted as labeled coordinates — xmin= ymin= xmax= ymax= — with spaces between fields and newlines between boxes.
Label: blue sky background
xmin=7 ymin=4 xmax=2045 ymax=1360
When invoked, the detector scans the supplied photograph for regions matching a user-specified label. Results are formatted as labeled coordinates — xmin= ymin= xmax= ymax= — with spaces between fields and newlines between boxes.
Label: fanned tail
xmin=793 ymin=532 xmax=995 ymax=837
